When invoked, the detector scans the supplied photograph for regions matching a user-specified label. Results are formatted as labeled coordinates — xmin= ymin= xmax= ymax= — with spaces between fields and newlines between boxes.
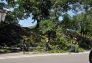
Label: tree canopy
xmin=0 ymin=0 xmax=91 ymax=23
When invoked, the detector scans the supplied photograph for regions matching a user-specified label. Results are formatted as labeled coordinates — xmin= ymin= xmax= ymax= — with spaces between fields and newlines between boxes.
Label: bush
xmin=48 ymin=50 xmax=65 ymax=53
xmin=33 ymin=46 xmax=45 ymax=52
xmin=0 ymin=49 xmax=11 ymax=54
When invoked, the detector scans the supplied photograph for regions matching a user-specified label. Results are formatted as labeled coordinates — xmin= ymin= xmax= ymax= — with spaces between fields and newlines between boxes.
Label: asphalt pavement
xmin=0 ymin=52 xmax=90 ymax=63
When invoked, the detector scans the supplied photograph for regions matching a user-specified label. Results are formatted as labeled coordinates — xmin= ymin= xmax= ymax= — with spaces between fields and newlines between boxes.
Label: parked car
xmin=89 ymin=50 xmax=92 ymax=63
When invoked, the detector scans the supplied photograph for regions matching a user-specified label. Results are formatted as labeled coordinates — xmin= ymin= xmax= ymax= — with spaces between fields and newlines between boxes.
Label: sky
xmin=0 ymin=0 xmax=7 ymax=4
xmin=19 ymin=14 xmax=37 ymax=27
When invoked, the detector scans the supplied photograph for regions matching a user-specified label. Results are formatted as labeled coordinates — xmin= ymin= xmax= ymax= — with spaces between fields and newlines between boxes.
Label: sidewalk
xmin=0 ymin=51 xmax=90 ymax=60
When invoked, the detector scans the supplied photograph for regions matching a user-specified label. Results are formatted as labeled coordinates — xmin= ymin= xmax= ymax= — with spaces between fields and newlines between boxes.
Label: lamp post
xmin=0 ymin=9 xmax=7 ymax=22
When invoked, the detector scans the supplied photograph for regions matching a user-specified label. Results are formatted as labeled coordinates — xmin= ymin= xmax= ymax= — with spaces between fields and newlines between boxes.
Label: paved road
xmin=0 ymin=52 xmax=90 ymax=63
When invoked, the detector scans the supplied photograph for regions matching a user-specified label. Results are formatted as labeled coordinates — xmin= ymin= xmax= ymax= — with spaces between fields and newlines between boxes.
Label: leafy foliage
xmin=0 ymin=0 xmax=92 ymax=52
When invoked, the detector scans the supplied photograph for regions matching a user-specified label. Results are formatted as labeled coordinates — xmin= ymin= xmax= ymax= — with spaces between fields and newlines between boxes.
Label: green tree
xmin=0 ymin=0 xmax=92 ymax=50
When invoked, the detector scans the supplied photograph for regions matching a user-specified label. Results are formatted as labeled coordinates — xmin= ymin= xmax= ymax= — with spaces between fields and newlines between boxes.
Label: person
xmin=21 ymin=39 xmax=29 ymax=54
xmin=45 ymin=42 xmax=51 ymax=51
xmin=45 ymin=37 xmax=51 ymax=51
xmin=89 ymin=50 xmax=92 ymax=63
xmin=69 ymin=41 xmax=78 ymax=53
